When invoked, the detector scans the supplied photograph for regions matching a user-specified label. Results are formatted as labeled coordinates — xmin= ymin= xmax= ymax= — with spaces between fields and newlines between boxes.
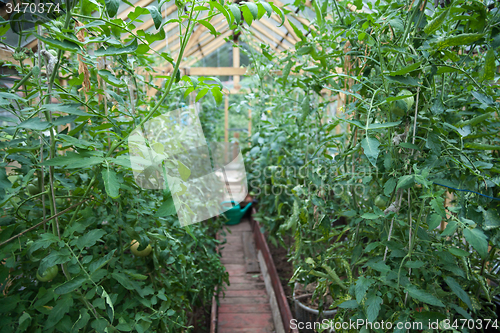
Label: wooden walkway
xmin=217 ymin=219 xmax=276 ymax=333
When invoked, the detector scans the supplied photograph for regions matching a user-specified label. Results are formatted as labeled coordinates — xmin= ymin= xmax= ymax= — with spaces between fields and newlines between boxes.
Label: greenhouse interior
xmin=0 ymin=0 xmax=500 ymax=332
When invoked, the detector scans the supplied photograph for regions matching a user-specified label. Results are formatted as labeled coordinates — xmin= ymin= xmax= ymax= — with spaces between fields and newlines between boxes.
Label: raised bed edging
xmin=250 ymin=209 xmax=299 ymax=333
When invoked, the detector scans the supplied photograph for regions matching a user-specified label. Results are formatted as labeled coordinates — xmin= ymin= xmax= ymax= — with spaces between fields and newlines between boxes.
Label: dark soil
xmin=188 ymin=303 xmax=212 ymax=333
xmin=265 ymin=232 xmax=295 ymax=310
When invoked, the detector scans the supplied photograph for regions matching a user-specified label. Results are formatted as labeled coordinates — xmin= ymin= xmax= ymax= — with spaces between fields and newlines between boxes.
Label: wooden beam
xmin=183 ymin=16 xmax=225 ymax=56
xmin=250 ymin=23 xmax=291 ymax=51
xmin=260 ymin=16 xmax=297 ymax=45
xmin=182 ymin=31 xmax=232 ymax=67
xmin=250 ymin=33 xmax=281 ymax=54
xmin=184 ymin=67 xmax=247 ymax=76
xmin=167 ymin=16 xmax=226 ymax=56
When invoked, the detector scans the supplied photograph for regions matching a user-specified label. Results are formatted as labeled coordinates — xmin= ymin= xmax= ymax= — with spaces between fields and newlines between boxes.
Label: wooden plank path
xmin=217 ymin=219 xmax=276 ymax=333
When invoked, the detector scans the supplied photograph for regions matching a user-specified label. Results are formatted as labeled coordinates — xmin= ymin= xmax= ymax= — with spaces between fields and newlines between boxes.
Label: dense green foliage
xmin=0 ymin=0 xmax=283 ymax=332
xmin=246 ymin=0 xmax=500 ymax=331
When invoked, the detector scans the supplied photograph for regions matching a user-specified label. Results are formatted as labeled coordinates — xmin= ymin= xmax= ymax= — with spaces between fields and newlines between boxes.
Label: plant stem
xmin=67 ymin=2 xmax=199 ymax=226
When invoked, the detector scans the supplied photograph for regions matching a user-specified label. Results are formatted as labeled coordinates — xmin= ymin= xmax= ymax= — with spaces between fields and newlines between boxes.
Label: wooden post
xmin=224 ymin=95 xmax=229 ymax=142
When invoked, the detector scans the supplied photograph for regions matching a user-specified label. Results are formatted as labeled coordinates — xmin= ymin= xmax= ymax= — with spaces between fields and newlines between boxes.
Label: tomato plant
xmin=244 ymin=0 xmax=500 ymax=331
xmin=0 ymin=0 xmax=283 ymax=331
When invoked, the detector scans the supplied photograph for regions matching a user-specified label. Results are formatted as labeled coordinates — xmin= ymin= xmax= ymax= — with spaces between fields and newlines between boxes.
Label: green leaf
xmin=197 ymin=19 xmax=219 ymax=36
xmin=98 ymin=70 xmax=125 ymax=87
xmin=463 ymin=228 xmax=489 ymax=259
xmin=155 ymin=196 xmax=177 ymax=217
xmin=43 ymin=103 xmax=92 ymax=117
xmin=41 ymin=153 xmax=84 ymax=167
xmin=384 ymin=178 xmax=396 ymax=197
xmin=243 ymin=2 xmax=258 ymax=19
xmin=296 ymin=45 xmax=313 ymax=55
xmin=405 ymin=285 xmax=444 ymax=307
xmin=17 ymin=117 xmax=51 ymax=131
xmin=355 ymin=276 xmax=373 ymax=303
xmin=444 ymin=276 xmax=472 ymax=310
xmin=177 ymin=160 xmax=191 ymax=181
xmin=76 ymin=229 xmax=106 ymax=250
xmin=228 ymin=4 xmax=241 ymax=25
xmin=367 ymin=122 xmax=401 ymax=130
xmin=464 ymin=143 xmax=500 ymax=150
xmin=366 ymin=260 xmax=390 ymax=273
xmin=365 ymin=293 xmax=383 ymax=322
xmin=71 ymin=309 xmax=90 ymax=333
xmin=424 ymin=8 xmax=449 ymax=35
xmin=269 ymin=2 xmax=285 ymax=27
xmin=441 ymin=221 xmax=458 ymax=236
xmin=45 ymin=295 xmax=74 ymax=328
xmin=471 ymin=91 xmax=494 ymax=106
xmin=389 ymin=61 xmax=422 ymax=76
xmin=66 ymin=157 xmax=104 ymax=169
xmin=241 ymin=6 xmax=254 ymax=25
xmin=396 ymin=175 xmax=414 ymax=191
xmin=210 ymin=1 xmax=231 ymax=25
xmin=436 ymin=33 xmax=484 ymax=49
xmin=105 ymin=0 xmax=119 ymax=17
xmin=146 ymin=5 xmax=162 ymax=29
xmin=35 ymin=35 xmax=81 ymax=51
xmin=101 ymin=169 xmax=120 ymax=199
xmin=405 ymin=261 xmax=425 ymax=268
xmin=448 ymin=247 xmax=470 ymax=257
xmin=483 ymin=209 xmax=500 ymax=230
xmin=59 ymin=134 xmax=102 ymax=149
xmin=89 ymin=249 xmax=116 ymax=273
xmin=111 ymin=272 xmax=144 ymax=296
xmin=361 ymin=137 xmax=380 ymax=167
xmin=39 ymin=249 xmax=71 ymax=274
xmin=386 ymin=75 xmax=421 ymax=86
xmin=55 ymin=276 xmax=88 ymax=295
xmin=0 ymin=92 xmax=26 ymax=102
xmin=427 ymin=213 xmax=441 ymax=230
xmin=211 ymin=86 xmax=223 ymax=104
xmin=95 ymin=39 xmax=138 ymax=56
xmin=431 ymin=197 xmax=446 ymax=218
xmin=29 ymin=233 xmax=59 ymax=255
xmin=196 ymin=87 xmax=209 ymax=102
xmin=361 ymin=212 xmax=381 ymax=220
xmin=259 ymin=1 xmax=272 ymax=17
xmin=98 ymin=287 xmax=115 ymax=323
xmin=338 ymin=300 xmax=358 ymax=309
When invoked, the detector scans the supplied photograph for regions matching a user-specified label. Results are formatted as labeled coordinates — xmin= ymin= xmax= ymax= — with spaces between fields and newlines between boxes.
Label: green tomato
xmin=391 ymin=90 xmax=414 ymax=116
xmin=48 ymin=50 xmax=58 ymax=58
xmin=374 ymin=195 xmax=388 ymax=209
xmin=131 ymin=240 xmax=152 ymax=257
xmin=399 ymin=89 xmax=414 ymax=110
xmin=28 ymin=184 xmax=42 ymax=196
xmin=37 ymin=265 xmax=58 ymax=282
xmin=53 ymin=21 xmax=64 ymax=29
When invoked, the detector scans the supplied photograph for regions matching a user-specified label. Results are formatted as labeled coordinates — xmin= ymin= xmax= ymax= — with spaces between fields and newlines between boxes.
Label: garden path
xmin=217 ymin=219 xmax=276 ymax=333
